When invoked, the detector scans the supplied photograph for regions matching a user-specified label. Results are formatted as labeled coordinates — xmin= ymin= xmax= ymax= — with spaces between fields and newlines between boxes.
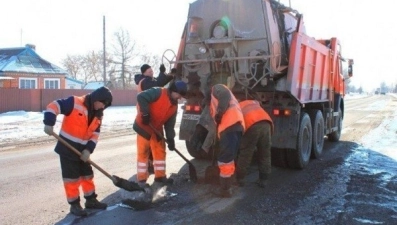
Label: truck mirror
xmin=348 ymin=59 xmax=354 ymax=77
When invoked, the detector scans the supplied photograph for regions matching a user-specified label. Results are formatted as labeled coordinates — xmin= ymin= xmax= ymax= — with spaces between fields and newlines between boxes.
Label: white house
xmin=65 ymin=76 xmax=84 ymax=89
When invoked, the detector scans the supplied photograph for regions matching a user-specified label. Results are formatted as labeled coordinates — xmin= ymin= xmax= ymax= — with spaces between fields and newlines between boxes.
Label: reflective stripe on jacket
xmin=239 ymin=100 xmax=274 ymax=134
xmin=135 ymin=88 xmax=177 ymax=139
xmin=60 ymin=96 xmax=101 ymax=145
xmin=218 ymin=161 xmax=235 ymax=178
xmin=210 ymin=85 xmax=245 ymax=137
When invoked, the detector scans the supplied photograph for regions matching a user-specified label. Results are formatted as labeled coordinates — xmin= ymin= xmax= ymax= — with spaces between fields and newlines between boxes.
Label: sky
xmin=1 ymin=0 xmax=396 ymax=91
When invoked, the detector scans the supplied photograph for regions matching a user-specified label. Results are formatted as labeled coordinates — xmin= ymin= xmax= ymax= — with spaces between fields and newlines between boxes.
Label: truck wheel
xmin=310 ymin=110 xmax=324 ymax=159
xmin=287 ymin=112 xmax=312 ymax=169
xmin=185 ymin=140 xmax=207 ymax=159
xmin=327 ymin=107 xmax=342 ymax=142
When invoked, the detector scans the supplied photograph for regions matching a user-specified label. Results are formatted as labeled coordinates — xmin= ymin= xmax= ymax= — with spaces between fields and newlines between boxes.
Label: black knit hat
xmin=140 ymin=64 xmax=151 ymax=74
xmin=90 ymin=86 xmax=113 ymax=108
xmin=169 ymin=81 xmax=187 ymax=96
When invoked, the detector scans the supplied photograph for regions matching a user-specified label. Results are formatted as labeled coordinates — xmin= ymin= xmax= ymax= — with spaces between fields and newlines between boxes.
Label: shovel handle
xmin=52 ymin=132 xmax=114 ymax=181
xmin=148 ymin=124 xmax=195 ymax=166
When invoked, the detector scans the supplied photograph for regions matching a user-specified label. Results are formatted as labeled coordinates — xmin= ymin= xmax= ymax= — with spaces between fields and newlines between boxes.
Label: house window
xmin=44 ymin=78 xmax=60 ymax=89
xmin=20 ymin=78 xmax=37 ymax=89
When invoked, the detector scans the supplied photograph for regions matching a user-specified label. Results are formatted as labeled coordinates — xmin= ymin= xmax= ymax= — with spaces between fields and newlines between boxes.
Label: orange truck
xmin=163 ymin=0 xmax=353 ymax=169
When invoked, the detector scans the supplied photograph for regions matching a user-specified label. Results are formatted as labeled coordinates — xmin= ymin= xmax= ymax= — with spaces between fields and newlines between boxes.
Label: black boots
xmin=85 ymin=198 xmax=107 ymax=209
xmin=70 ymin=202 xmax=87 ymax=217
xmin=69 ymin=195 xmax=107 ymax=217
xmin=256 ymin=173 xmax=269 ymax=188
xmin=213 ymin=177 xmax=233 ymax=198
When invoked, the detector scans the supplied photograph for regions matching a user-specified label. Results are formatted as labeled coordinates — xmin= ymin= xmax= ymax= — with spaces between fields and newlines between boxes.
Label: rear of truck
xmin=172 ymin=0 xmax=353 ymax=168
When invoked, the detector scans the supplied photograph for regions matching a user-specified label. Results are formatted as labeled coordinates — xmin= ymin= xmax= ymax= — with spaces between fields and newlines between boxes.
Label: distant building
xmin=84 ymin=81 xmax=113 ymax=90
xmin=65 ymin=76 xmax=84 ymax=89
xmin=0 ymin=44 xmax=68 ymax=89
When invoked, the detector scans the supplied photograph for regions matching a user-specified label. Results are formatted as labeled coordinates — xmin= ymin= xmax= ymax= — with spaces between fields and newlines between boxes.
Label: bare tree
xmin=81 ymin=51 xmax=103 ymax=82
xmin=62 ymin=55 xmax=83 ymax=80
xmin=111 ymin=28 xmax=138 ymax=89
xmin=61 ymin=51 xmax=115 ymax=87
xmin=140 ymin=53 xmax=162 ymax=74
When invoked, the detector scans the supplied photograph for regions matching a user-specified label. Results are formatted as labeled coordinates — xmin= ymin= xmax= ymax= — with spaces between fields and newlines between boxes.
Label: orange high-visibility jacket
xmin=135 ymin=88 xmax=177 ymax=139
xmin=210 ymin=84 xmax=245 ymax=137
xmin=239 ymin=100 xmax=274 ymax=134
xmin=59 ymin=96 xmax=101 ymax=145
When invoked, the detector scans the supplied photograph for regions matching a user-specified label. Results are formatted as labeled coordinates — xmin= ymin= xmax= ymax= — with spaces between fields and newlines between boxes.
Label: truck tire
xmin=310 ymin=110 xmax=324 ymax=159
xmin=287 ymin=112 xmax=312 ymax=169
xmin=327 ymin=106 xmax=342 ymax=142
xmin=185 ymin=140 xmax=208 ymax=159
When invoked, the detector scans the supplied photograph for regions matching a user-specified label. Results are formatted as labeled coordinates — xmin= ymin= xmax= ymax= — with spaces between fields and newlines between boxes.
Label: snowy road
xmin=1 ymin=94 xmax=396 ymax=225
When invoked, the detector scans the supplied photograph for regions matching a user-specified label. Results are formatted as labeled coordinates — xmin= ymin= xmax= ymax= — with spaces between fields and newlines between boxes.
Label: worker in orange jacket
xmin=43 ymin=86 xmax=112 ymax=217
xmin=134 ymin=64 xmax=175 ymax=174
xmin=235 ymin=98 xmax=274 ymax=188
xmin=209 ymin=84 xmax=245 ymax=197
xmin=133 ymin=81 xmax=187 ymax=186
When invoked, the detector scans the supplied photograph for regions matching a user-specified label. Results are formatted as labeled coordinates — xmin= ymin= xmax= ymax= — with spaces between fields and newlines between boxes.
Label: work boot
xmin=70 ymin=203 xmax=87 ymax=217
xmin=213 ymin=177 xmax=232 ymax=198
xmin=154 ymin=177 xmax=174 ymax=185
xmin=85 ymin=198 xmax=107 ymax=210
xmin=256 ymin=173 xmax=269 ymax=188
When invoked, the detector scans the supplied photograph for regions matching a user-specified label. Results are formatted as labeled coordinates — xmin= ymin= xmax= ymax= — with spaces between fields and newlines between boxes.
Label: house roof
xmin=66 ymin=76 xmax=84 ymax=84
xmin=0 ymin=46 xmax=67 ymax=75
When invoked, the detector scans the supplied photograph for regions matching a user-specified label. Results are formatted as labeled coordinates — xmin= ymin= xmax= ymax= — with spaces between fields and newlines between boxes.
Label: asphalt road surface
xmin=1 ymin=94 xmax=396 ymax=225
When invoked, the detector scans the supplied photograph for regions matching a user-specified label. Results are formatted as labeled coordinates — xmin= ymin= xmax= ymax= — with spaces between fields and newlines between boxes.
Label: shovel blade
xmin=112 ymin=175 xmax=145 ymax=192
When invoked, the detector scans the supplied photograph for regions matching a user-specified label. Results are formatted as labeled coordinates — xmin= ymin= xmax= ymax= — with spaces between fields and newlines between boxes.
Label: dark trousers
xmin=236 ymin=122 xmax=272 ymax=179
xmin=60 ymin=156 xmax=96 ymax=204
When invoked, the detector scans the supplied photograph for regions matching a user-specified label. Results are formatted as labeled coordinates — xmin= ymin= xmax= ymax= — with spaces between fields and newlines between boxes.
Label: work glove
xmin=167 ymin=139 xmax=175 ymax=151
xmin=44 ymin=125 xmax=54 ymax=135
xmin=214 ymin=113 xmax=223 ymax=124
xmin=80 ymin=149 xmax=91 ymax=162
xmin=160 ymin=64 xmax=166 ymax=73
xmin=142 ymin=114 xmax=150 ymax=125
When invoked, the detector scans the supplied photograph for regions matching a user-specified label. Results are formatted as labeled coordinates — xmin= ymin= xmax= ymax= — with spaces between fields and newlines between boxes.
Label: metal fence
xmin=0 ymin=89 xmax=137 ymax=113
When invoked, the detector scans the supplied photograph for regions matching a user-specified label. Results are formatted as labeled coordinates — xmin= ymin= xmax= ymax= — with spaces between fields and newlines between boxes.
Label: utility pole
xmin=103 ymin=16 xmax=107 ymax=85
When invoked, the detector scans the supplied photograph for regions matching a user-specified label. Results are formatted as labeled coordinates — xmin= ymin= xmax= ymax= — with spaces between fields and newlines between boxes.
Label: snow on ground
xmin=359 ymin=103 xmax=397 ymax=160
xmin=0 ymin=94 xmax=395 ymax=151
xmin=344 ymin=92 xmax=371 ymax=100
xmin=0 ymin=105 xmax=184 ymax=144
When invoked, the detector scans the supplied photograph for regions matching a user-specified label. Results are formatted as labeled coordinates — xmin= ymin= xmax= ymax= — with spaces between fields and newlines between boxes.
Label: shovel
xmin=149 ymin=124 xmax=198 ymax=183
xmin=52 ymin=132 xmax=145 ymax=192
